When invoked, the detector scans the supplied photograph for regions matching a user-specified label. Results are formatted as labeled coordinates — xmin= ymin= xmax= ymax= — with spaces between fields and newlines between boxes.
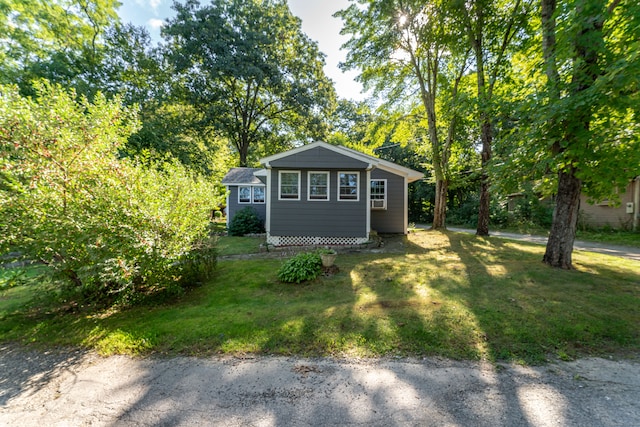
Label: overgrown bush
xmin=0 ymin=82 xmax=221 ymax=307
xmin=277 ymin=252 xmax=322 ymax=284
xmin=228 ymin=207 xmax=264 ymax=236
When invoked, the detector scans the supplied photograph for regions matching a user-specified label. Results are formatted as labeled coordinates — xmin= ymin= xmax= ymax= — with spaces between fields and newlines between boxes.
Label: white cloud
xmin=148 ymin=18 xmax=164 ymax=29
xmin=135 ymin=0 xmax=161 ymax=11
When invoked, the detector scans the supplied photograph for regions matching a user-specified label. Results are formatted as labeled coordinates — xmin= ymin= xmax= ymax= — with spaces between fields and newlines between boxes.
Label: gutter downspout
xmin=264 ymin=162 xmax=272 ymax=243
xmin=634 ymin=176 xmax=640 ymax=231
xmin=366 ymin=164 xmax=374 ymax=240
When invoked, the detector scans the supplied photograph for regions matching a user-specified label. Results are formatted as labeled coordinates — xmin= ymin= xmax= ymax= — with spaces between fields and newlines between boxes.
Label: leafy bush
xmin=0 ymin=82 xmax=221 ymax=307
xmin=277 ymin=252 xmax=322 ymax=284
xmin=228 ymin=207 xmax=264 ymax=236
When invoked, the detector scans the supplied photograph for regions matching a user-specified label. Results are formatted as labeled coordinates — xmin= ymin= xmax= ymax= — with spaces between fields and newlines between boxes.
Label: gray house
xmin=222 ymin=141 xmax=423 ymax=246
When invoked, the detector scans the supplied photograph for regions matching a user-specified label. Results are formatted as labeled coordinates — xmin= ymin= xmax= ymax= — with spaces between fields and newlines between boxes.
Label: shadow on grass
xmin=438 ymin=230 xmax=640 ymax=363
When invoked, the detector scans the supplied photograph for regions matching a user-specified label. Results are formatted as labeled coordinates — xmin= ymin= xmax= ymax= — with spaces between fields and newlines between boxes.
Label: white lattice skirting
xmin=267 ymin=235 xmax=369 ymax=246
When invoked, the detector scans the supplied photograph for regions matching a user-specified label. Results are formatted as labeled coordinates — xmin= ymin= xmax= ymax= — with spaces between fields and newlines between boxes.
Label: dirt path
xmin=1 ymin=344 xmax=638 ymax=426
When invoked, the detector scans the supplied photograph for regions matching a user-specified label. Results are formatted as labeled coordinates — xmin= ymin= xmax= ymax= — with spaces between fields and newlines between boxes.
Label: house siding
xmin=226 ymin=185 xmax=267 ymax=224
xmin=370 ymin=169 xmax=406 ymax=233
xmin=268 ymin=146 xmax=370 ymax=169
xmin=579 ymin=181 xmax=637 ymax=229
xmin=269 ymin=169 xmax=367 ymax=237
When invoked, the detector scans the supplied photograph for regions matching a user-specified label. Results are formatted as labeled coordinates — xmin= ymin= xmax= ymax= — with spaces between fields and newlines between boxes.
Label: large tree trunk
xmin=432 ymin=178 xmax=448 ymax=229
xmin=541 ymin=0 xmax=607 ymax=268
xmin=543 ymin=169 xmax=581 ymax=269
xmin=476 ymin=118 xmax=492 ymax=236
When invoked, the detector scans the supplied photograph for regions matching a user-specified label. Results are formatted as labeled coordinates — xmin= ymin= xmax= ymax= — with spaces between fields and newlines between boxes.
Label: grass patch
xmin=576 ymin=229 xmax=640 ymax=248
xmin=1 ymin=230 xmax=638 ymax=364
xmin=216 ymin=235 xmax=265 ymax=256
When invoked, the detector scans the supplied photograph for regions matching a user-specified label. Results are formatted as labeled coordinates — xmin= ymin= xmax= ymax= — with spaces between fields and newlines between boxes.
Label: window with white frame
xmin=370 ymin=179 xmax=387 ymax=210
xmin=238 ymin=186 xmax=251 ymax=204
xmin=279 ymin=171 xmax=300 ymax=200
xmin=338 ymin=172 xmax=359 ymax=201
xmin=252 ymin=186 xmax=265 ymax=203
xmin=308 ymin=171 xmax=329 ymax=201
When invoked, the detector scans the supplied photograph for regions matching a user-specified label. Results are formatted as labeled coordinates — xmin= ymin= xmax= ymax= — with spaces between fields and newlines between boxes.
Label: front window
xmin=308 ymin=172 xmax=329 ymax=201
xmin=238 ymin=186 xmax=251 ymax=203
xmin=253 ymin=186 xmax=265 ymax=203
xmin=370 ymin=179 xmax=387 ymax=210
xmin=279 ymin=171 xmax=300 ymax=200
xmin=338 ymin=172 xmax=359 ymax=201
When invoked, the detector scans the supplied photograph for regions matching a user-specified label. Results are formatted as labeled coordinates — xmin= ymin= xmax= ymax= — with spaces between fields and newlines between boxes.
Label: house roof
xmin=260 ymin=141 xmax=424 ymax=183
xmin=221 ymin=167 xmax=265 ymax=185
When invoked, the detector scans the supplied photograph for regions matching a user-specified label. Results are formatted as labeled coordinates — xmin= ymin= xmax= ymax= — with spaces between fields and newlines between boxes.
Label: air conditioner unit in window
xmin=371 ymin=199 xmax=386 ymax=209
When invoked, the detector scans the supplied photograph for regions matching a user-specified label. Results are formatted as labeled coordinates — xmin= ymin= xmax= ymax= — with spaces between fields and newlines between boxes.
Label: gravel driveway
xmin=1 ymin=344 xmax=639 ymax=426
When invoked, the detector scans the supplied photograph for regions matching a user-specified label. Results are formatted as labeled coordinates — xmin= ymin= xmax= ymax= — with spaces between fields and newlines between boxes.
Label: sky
xmin=116 ymin=0 xmax=366 ymax=101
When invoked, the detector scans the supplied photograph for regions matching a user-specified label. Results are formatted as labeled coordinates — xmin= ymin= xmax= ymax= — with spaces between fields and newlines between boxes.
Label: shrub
xmin=228 ymin=207 xmax=264 ymax=236
xmin=0 ymin=82 xmax=221 ymax=307
xmin=277 ymin=252 xmax=322 ymax=284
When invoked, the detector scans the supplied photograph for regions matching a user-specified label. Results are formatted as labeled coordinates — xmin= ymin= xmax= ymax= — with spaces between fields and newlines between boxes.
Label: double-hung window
xmin=252 ymin=186 xmax=265 ymax=203
xmin=279 ymin=171 xmax=300 ymax=200
xmin=238 ymin=186 xmax=251 ymax=204
xmin=338 ymin=172 xmax=359 ymax=201
xmin=308 ymin=172 xmax=329 ymax=201
xmin=370 ymin=179 xmax=387 ymax=210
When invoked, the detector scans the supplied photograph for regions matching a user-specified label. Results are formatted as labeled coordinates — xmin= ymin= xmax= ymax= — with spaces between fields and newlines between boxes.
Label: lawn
xmin=1 ymin=230 xmax=638 ymax=364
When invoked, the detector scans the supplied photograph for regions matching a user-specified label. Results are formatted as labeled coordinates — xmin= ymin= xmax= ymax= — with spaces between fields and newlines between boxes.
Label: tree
xmin=0 ymin=82 xmax=220 ymax=305
xmin=538 ymin=0 xmax=640 ymax=268
xmin=451 ymin=0 xmax=534 ymax=235
xmin=162 ymin=0 xmax=336 ymax=167
xmin=338 ymin=0 xmax=471 ymax=229
xmin=0 ymin=0 xmax=121 ymax=96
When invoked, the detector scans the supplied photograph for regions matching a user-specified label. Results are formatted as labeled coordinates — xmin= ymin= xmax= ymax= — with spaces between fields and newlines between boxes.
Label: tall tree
xmin=452 ymin=0 xmax=533 ymax=235
xmin=163 ymin=0 xmax=336 ymax=167
xmin=0 ymin=0 xmax=121 ymax=95
xmin=538 ymin=0 xmax=640 ymax=268
xmin=338 ymin=0 xmax=471 ymax=229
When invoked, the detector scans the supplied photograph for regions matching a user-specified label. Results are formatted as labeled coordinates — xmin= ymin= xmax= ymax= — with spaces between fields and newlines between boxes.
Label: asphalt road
xmin=1 ymin=344 xmax=639 ymax=426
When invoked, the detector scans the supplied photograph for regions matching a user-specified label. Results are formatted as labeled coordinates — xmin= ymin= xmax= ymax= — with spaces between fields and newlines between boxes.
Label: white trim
xmin=370 ymin=178 xmax=387 ymax=210
xmin=238 ymin=185 xmax=251 ymax=204
xmin=266 ymin=169 xmax=272 ymax=235
xmin=278 ymin=170 xmax=301 ymax=201
xmin=307 ymin=171 xmax=330 ymax=201
xmin=225 ymin=186 xmax=230 ymax=228
xmin=366 ymin=170 xmax=371 ymax=235
xmin=338 ymin=171 xmax=359 ymax=202
xmin=403 ymin=176 xmax=408 ymax=234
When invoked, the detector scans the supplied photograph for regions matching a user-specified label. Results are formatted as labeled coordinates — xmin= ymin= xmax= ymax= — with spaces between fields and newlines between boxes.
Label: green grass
xmin=1 ymin=230 xmax=638 ymax=364
xmin=216 ymin=235 xmax=265 ymax=256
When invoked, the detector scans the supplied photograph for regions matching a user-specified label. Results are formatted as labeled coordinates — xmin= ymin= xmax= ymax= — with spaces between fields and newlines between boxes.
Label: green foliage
xmin=277 ymin=252 xmax=322 ymax=284
xmin=228 ymin=207 xmax=264 ymax=237
xmin=163 ymin=0 xmax=336 ymax=166
xmin=0 ymin=82 xmax=218 ymax=307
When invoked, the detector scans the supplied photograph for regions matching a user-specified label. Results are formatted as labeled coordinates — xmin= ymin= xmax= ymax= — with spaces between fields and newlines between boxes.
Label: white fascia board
xmin=376 ymin=160 xmax=424 ymax=183
xmin=253 ymin=169 xmax=267 ymax=177
xmin=223 ymin=182 xmax=265 ymax=187
xmin=259 ymin=140 xmax=379 ymax=167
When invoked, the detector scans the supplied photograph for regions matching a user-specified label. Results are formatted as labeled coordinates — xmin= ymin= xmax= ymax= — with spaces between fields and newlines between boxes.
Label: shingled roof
xmin=221 ymin=167 xmax=264 ymax=185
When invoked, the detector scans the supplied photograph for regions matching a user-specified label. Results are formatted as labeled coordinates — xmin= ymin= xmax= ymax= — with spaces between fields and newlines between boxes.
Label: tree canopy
xmin=163 ymin=0 xmax=336 ymax=166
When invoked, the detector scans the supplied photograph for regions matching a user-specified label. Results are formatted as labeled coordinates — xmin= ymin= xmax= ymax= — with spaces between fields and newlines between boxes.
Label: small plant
xmin=228 ymin=207 xmax=264 ymax=236
xmin=277 ymin=252 xmax=322 ymax=284
xmin=316 ymin=247 xmax=336 ymax=255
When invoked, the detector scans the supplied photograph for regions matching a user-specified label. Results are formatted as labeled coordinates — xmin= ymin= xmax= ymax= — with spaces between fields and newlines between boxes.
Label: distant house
xmin=579 ymin=177 xmax=640 ymax=230
xmin=507 ymin=176 xmax=640 ymax=230
xmin=221 ymin=141 xmax=423 ymax=245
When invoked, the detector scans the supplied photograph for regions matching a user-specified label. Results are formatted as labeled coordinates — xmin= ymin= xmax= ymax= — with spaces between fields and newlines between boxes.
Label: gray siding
xmin=370 ymin=169 xmax=406 ymax=233
xmin=226 ymin=185 xmax=267 ymax=224
xmin=269 ymin=169 xmax=367 ymax=237
xmin=269 ymin=146 xmax=370 ymax=169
